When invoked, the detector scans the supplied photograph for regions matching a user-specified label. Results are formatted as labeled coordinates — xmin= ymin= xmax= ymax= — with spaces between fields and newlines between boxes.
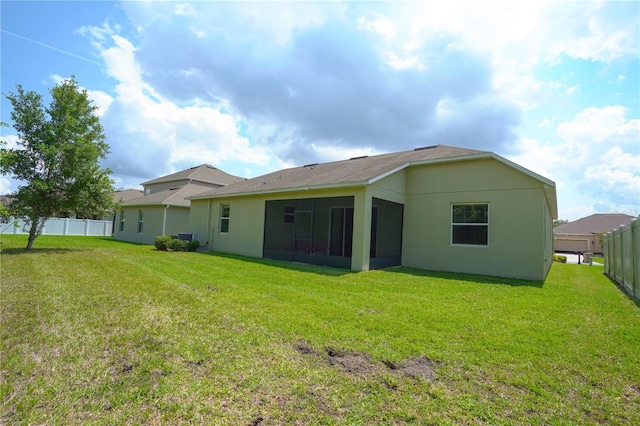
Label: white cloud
xmin=553 ymin=14 xmax=639 ymax=63
xmin=583 ymin=146 xmax=640 ymax=196
xmin=565 ymin=85 xmax=578 ymax=95
xmin=358 ymin=16 xmax=397 ymax=42
xmin=81 ymin=24 xmax=270 ymax=186
xmin=0 ymin=177 xmax=14 ymax=194
xmin=1 ymin=134 xmax=20 ymax=151
xmin=557 ymin=106 xmax=640 ymax=146
xmin=174 ymin=3 xmax=195 ymax=17
xmin=511 ymin=106 xmax=640 ymax=219
xmin=86 ymin=90 xmax=113 ymax=117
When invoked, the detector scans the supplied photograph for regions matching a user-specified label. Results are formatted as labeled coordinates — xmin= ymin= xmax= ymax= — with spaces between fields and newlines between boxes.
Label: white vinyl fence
xmin=603 ymin=217 xmax=639 ymax=302
xmin=2 ymin=217 xmax=113 ymax=237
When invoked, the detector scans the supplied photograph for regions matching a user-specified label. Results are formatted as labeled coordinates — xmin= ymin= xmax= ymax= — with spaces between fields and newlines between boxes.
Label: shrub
xmin=553 ymin=254 xmax=567 ymax=263
xmin=166 ymin=237 xmax=186 ymax=251
xmin=186 ymin=240 xmax=200 ymax=252
xmin=155 ymin=235 xmax=173 ymax=251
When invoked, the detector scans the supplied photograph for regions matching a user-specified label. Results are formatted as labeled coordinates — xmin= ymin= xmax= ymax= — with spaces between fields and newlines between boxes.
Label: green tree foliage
xmin=553 ymin=219 xmax=569 ymax=227
xmin=0 ymin=78 xmax=114 ymax=249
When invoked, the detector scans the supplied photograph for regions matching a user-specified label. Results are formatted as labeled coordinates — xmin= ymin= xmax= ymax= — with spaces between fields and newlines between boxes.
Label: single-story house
xmin=188 ymin=145 xmax=558 ymax=281
xmin=114 ymin=164 xmax=243 ymax=245
xmin=554 ymin=213 xmax=636 ymax=254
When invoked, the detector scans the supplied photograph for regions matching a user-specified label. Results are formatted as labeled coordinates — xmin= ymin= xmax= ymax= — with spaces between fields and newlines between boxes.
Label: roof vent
xmin=303 ymin=163 xmax=318 ymax=168
xmin=349 ymin=155 xmax=368 ymax=160
xmin=414 ymin=145 xmax=439 ymax=151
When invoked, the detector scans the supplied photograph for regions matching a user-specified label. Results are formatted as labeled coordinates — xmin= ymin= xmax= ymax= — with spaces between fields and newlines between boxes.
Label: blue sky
xmin=1 ymin=0 xmax=638 ymax=221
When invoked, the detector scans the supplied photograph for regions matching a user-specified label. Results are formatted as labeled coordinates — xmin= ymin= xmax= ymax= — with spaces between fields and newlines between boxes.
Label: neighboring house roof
xmin=0 ymin=195 xmax=13 ymax=207
xmin=123 ymin=183 xmax=217 ymax=208
xmin=555 ymin=213 xmax=636 ymax=234
xmin=113 ymin=189 xmax=144 ymax=204
xmin=141 ymin=164 xmax=244 ymax=187
xmin=189 ymin=144 xmax=557 ymax=217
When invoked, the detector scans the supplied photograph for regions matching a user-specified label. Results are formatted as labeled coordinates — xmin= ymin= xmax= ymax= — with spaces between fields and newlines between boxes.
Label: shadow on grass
xmin=192 ymin=250 xmax=544 ymax=285
xmin=1 ymin=247 xmax=84 ymax=256
xmin=93 ymin=237 xmax=150 ymax=247
xmin=602 ymin=272 xmax=640 ymax=309
xmin=385 ymin=267 xmax=545 ymax=288
xmin=197 ymin=250 xmax=355 ymax=277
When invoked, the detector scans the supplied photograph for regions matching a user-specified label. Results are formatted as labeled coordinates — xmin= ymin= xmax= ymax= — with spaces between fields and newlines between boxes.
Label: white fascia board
xmin=367 ymin=163 xmax=411 ymax=185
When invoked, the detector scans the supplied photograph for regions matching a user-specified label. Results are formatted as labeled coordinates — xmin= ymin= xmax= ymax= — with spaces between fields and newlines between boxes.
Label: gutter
xmin=188 ymin=180 xmax=370 ymax=201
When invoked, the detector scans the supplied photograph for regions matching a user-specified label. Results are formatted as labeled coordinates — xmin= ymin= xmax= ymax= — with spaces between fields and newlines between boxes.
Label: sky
xmin=1 ymin=0 xmax=638 ymax=221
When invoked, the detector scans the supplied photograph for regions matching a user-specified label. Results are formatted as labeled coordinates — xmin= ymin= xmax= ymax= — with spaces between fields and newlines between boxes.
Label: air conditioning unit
xmin=177 ymin=233 xmax=196 ymax=241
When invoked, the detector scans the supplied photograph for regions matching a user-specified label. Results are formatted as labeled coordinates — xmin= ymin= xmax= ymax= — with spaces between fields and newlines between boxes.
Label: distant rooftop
xmin=555 ymin=213 xmax=636 ymax=234
xmin=141 ymin=164 xmax=244 ymax=187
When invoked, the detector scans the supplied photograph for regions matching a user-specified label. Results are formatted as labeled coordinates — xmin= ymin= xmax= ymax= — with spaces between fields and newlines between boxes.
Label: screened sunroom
xmin=262 ymin=196 xmax=403 ymax=270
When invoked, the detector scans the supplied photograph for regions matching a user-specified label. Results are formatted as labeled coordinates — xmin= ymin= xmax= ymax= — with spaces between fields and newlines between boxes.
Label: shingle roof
xmin=141 ymin=164 xmax=244 ymax=186
xmin=191 ymin=145 xmax=487 ymax=199
xmin=555 ymin=213 xmax=636 ymax=234
xmin=113 ymin=189 xmax=143 ymax=204
xmin=124 ymin=183 xmax=216 ymax=207
xmin=0 ymin=195 xmax=13 ymax=207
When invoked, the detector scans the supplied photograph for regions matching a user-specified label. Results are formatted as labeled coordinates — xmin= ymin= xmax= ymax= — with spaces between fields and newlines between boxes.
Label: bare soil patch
xmin=294 ymin=341 xmax=437 ymax=382
xmin=383 ymin=355 xmax=437 ymax=381
xmin=325 ymin=348 xmax=382 ymax=376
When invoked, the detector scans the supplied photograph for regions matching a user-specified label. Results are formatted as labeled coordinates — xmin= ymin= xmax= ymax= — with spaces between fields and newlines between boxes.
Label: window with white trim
xmin=451 ymin=203 xmax=488 ymax=246
xmin=137 ymin=210 xmax=144 ymax=233
xmin=119 ymin=210 xmax=125 ymax=232
xmin=220 ymin=204 xmax=230 ymax=233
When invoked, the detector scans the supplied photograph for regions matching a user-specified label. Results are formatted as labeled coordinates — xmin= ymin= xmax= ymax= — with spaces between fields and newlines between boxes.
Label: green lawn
xmin=1 ymin=235 xmax=639 ymax=425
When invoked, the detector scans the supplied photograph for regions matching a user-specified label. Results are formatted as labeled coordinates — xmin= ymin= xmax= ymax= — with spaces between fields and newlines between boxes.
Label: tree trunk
xmin=25 ymin=216 xmax=45 ymax=250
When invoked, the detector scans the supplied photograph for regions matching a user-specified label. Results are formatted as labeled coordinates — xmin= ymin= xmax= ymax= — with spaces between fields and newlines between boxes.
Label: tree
xmin=553 ymin=219 xmax=569 ymax=227
xmin=0 ymin=78 xmax=114 ymax=249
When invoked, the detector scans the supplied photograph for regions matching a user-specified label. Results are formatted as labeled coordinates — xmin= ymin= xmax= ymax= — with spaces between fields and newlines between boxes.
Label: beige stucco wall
xmin=114 ymin=205 xmax=190 ymax=245
xmin=368 ymin=170 xmax=406 ymax=204
xmin=402 ymin=158 xmax=552 ymax=281
xmin=190 ymin=187 xmax=369 ymax=268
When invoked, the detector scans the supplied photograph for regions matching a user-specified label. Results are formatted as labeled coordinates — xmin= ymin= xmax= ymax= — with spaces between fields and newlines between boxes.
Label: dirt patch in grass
xmin=325 ymin=348 xmax=382 ymax=376
xmin=383 ymin=356 xmax=437 ymax=381
xmin=295 ymin=340 xmax=437 ymax=382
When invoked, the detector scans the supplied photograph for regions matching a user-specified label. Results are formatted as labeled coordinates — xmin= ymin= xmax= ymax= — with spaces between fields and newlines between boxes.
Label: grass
xmin=1 ymin=235 xmax=639 ymax=425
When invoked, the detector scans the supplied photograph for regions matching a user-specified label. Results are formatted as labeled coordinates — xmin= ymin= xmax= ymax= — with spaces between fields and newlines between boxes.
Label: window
xmin=451 ymin=203 xmax=488 ymax=246
xmin=284 ymin=205 xmax=295 ymax=224
xmin=119 ymin=210 xmax=125 ymax=232
xmin=137 ymin=210 xmax=144 ymax=233
xmin=220 ymin=204 xmax=230 ymax=233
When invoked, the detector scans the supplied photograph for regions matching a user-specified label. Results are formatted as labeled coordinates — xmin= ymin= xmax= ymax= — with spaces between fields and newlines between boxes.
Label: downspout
xmin=207 ymin=199 xmax=212 ymax=247
xmin=162 ymin=204 xmax=169 ymax=236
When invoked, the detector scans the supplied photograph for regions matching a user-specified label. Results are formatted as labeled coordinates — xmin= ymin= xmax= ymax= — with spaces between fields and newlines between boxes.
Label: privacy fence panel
xmin=2 ymin=217 xmax=113 ymax=237
xmin=604 ymin=217 xmax=639 ymax=301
